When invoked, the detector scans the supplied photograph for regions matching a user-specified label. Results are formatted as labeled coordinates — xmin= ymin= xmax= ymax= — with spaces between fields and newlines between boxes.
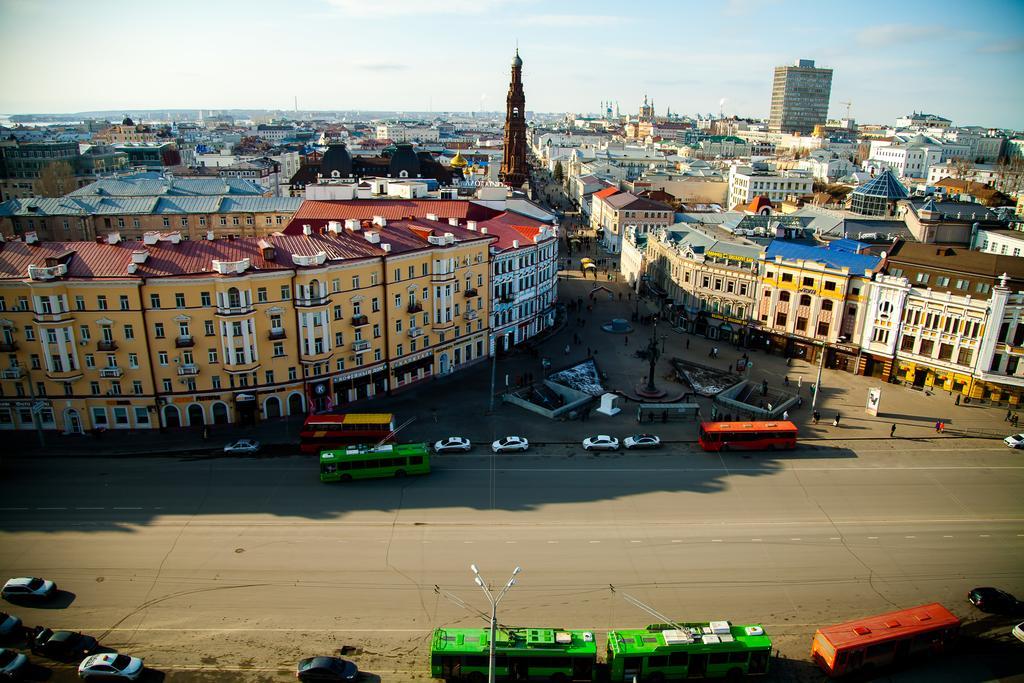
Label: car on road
xmin=0 ymin=648 xmax=28 ymax=680
xmin=1004 ymin=433 xmax=1024 ymax=449
xmin=1014 ymin=622 xmax=1024 ymax=644
xmin=434 ymin=437 xmax=472 ymax=454
xmin=1 ymin=577 xmax=55 ymax=603
xmin=968 ymin=587 xmax=1020 ymax=613
xmin=0 ymin=612 xmax=22 ymax=642
xmin=31 ymin=628 xmax=98 ymax=661
xmin=492 ymin=436 xmax=529 ymax=453
xmin=582 ymin=435 xmax=619 ymax=451
xmin=296 ymin=655 xmax=359 ymax=681
xmin=78 ymin=652 xmax=144 ymax=680
xmin=624 ymin=434 xmax=662 ymax=450
xmin=223 ymin=439 xmax=260 ymax=455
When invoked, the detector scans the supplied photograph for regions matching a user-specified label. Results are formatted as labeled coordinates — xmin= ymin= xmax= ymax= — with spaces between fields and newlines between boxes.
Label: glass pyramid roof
xmin=852 ymin=169 xmax=909 ymax=199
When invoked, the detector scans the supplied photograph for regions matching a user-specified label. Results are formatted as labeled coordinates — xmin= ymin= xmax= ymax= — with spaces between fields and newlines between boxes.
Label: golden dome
xmin=450 ymin=152 xmax=468 ymax=168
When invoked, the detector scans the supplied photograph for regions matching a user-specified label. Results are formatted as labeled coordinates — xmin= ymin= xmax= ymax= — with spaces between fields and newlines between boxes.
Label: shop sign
xmin=392 ymin=350 xmax=433 ymax=368
xmin=333 ymin=363 xmax=386 ymax=383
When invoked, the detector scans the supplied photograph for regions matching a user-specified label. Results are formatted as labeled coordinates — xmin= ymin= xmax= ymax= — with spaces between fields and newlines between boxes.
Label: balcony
xmin=99 ymin=367 xmax=123 ymax=378
xmin=175 ymin=334 xmax=195 ymax=348
xmin=498 ymin=294 xmax=515 ymax=304
xmin=0 ymin=341 xmax=18 ymax=352
xmin=406 ymin=302 xmax=423 ymax=313
xmin=352 ymin=339 xmax=370 ymax=352
xmin=295 ymin=295 xmax=330 ymax=308
xmin=268 ymin=327 xmax=287 ymax=340
xmin=177 ymin=364 xmax=199 ymax=376
xmin=46 ymin=364 xmax=82 ymax=381
xmin=1 ymin=367 xmax=23 ymax=379
xmin=464 ymin=288 xmax=478 ymax=298
xmin=97 ymin=340 xmax=118 ymax=352
xmin=216 ymin=304 xmax=255 ymax=316
xmin=408 ymin=326 xmax=423 ymax=338
xmin=464 ymin=308 xmax=478 ymax=321
xmin=351 ymin=314 xmax=369 ymax=327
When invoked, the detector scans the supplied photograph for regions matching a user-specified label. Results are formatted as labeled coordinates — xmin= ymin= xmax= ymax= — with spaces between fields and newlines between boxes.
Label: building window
xmin=150 ymin=293 xmax=161 ymax=309
xmin=208 ymin=349 xmax=218 ymax=364
xmin=175 ymin=293 xmax=186 ymax=308
xmin=123 ymin=324 xmax=134 ymax=340
xmin=158 ymin=352 xmax=168 ymax=366
xmin=75 ymin=295 xmax=85 ymax=311
xmin=281 ymin=285 xmax=291 ymax=300
xmin=273 ymin=342 xmax=284 ymax=357
xmin=288 ymin=367 xmax=297 ymax=381
xmin=257 ymin=287 xmax=267 ymax=303
xmin=154 ymin=323 xmax=164 ymax=338
xmin=90 ymin=381 xmax=101 ymax=396
xmin=96 ymin=295 xmax=107 ymax=311
xmin=120 ymin=295 xmax=130 ymax=310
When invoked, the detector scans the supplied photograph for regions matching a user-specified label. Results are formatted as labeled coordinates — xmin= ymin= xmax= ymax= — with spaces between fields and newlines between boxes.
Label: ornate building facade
xmin=499 ymin=50 xmax=528 ymax=189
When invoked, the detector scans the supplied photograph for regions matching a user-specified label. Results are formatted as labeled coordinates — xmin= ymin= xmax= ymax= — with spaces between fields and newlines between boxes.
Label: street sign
xmin=31 ymin=400 xmax=46 ymax=415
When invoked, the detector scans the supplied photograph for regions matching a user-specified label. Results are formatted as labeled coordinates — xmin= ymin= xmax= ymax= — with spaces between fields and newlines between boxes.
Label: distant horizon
xmin=1 ymin=0 xmax=1022 ymax=129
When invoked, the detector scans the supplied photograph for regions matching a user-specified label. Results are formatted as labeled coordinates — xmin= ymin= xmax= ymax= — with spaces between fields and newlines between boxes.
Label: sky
xmin=1 ymin=0 xmax=1023 ymax=129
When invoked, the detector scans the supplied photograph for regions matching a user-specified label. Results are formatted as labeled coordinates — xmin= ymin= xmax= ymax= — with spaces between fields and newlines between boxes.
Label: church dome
xmin=511 ymin=49 xmax=522 ymax=68
xmin=321 ymin=142 xmax=353 ymax=177
xmin=388 ymin=143 xmax=421 ymax=178
xmin=449 ymin=152 xmax=468 ymax=168
xmin=122 ymin=115 xmax=134 ymax=126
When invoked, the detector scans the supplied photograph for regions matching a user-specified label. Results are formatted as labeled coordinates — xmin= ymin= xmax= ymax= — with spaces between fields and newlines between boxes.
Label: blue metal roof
xmin=765 ymin=240 xmax=880 ymax=273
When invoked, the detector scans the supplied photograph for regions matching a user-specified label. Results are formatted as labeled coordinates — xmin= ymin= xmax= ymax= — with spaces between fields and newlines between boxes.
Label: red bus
xmin=698 ymin=421 xmax=797 ymax=452
xmin=299 ymin=413 xmax=395 ymax=454
xmin=811 ymin=603 xmax=960 ymax=678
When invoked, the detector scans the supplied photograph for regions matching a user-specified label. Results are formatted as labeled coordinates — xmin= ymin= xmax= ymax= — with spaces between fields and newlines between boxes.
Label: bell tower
xmin=499 ymin=49 xmax=528 ymax=189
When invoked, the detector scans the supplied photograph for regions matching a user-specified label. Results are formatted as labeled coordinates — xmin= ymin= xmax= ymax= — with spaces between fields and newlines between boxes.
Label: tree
xmin=553 ymin=160 xmax=564 ymax=185
xmin=35 ymin=161 xmax=76 ymax=197
xmin=995 ymin=156 xmax=1024 ymax=196
xmin=949 ymin=157 xmax=975 ymax=183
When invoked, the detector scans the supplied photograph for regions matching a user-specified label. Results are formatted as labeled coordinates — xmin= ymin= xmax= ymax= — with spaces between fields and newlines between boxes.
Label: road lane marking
xmin=588 ymin=540 xmax=601 ymax=544
xmin=75 ymin=507 xmax=103 ymax=510
xmin=0 ymin=508 xmax=28 ymax=511
xmin=905 ymin=536 xmax=916 ymax=539
xmin=751 ymin=539 xmax=762 ymax=542
xmin=943 ymin=535 xmax=954 ymax=538
xmin=443 ymin=465 xmax=1024 ymax=472
xmin=37 ymin=507 xmax=66 ymax=510
xmin=671 ymin=539 xmax=683 ymax=543
xmin=979 ymin=534 xmax=991 ymax=538
xmin=112 ymin=507 xmax=142 ymax=510
xmin=630 ymin=540 xmax=642 ymax=543
xmin=830 ymin=537 xmax=841 ymax=540
xmin=790 ymin=538 xmax=802 ymax=541
xmin=711 ymin=539 xmax=723 ymax=542
xmin=868 ymin=536 xmax=879 ymax=539
xmin=547 ymin=541 xmax=558 ymax=544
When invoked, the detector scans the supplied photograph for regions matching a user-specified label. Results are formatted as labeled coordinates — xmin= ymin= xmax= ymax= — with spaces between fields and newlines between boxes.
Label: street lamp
xmin=471 ymin=564 xmax=521 ymax=683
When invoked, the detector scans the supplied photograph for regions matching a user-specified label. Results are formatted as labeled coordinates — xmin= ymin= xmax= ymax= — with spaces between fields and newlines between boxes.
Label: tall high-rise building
xmin=768 ymin=59 xmax=833 ymax=134
xmin=499 ymin=49 xmax=528 ymax=189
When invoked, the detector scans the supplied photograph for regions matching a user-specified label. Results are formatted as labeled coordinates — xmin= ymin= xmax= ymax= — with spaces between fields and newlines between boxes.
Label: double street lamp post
xmin=471 ymin=564 xmax=521 ymax=683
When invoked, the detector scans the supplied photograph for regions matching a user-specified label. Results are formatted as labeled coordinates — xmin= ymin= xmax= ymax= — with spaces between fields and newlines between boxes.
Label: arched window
xmin=308 ymin=279 xmax=320 ymax=299
xmin=227 ymin=287 xmax=241 ymax=308
xmin=779 ymin=292 xmax=791 ymax=303
xmin=879 ymin=301 xmax=893 ymax=320
xmin=821 ymin=300 xmax=834 ymax=312
xmin=800 ymin=294 xmax=812 ymax=306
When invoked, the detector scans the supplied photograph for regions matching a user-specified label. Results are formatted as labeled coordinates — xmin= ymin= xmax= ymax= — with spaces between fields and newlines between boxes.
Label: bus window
xmin=728 ymin=652 xmax=748 ymax=663
xmin=321 ymin=464 xmax=337 ymax=474
xmin=709 ymin=653 xmax=729 ymax=665
xmin=835 ymin=651 xmax=847 ymax=667
xmin=410 ymin=456 xmax=423 ymax=465
xmin=648 ymin=655 xmax=668 ymax=667
xmin=669 ymin=652 xmax=688 ymax=665
xmin=866 ymin=642 xmax=894 ymax=658
xmin=337 ymin=461 xmax=351 ymax=470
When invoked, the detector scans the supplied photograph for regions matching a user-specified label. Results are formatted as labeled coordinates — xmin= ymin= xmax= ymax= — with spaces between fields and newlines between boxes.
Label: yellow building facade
xmin=0 ymin=222 xmax=493 ymax=433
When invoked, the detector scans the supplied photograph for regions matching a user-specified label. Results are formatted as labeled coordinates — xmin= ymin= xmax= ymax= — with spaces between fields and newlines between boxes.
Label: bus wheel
xmin=726 ymin=668 xmax=743 ymax=682
xmin=720 ymin=444 xmax=730 ymax=452
xmin=466 ymin=673 xmax=485 ymax=683
xmin=395 ymin=469 xmax=407 ymax=478
xmin=340 ymin=474 xmax=352 ymax=482
xmin=646 ymin=673 xmax=666 ymax=683
xmin=550 ymin=674 xmax=569 ymax=683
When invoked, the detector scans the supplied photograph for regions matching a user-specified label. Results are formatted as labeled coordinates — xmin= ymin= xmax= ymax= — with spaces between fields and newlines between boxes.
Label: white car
xmin=1014 ymin=621 xmax=1024 ymax=643
xmin=1004 ymin=433 xmax=1024 ymax=449
xmin=78 ymin=652 xmax=144 ymax=680
xmin=224 ymin=439 xmax=261 ymax=455
xmin=624 ymin=434 xmax=662 ymax=450
xmin=434 ymin=437 xmax=472 ymax=453
xmin=2 ymin=577 xmax=55 ymax=602
xmin=492 ymin=436 xmax=529 ymax=453
xmin=582 ymin=435 xmax=619 ymax=451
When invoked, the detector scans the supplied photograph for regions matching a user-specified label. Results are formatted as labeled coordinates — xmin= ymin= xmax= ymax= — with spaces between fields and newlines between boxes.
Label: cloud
xmin=324 ymin=0 xmax=513 ymax=16
xmin=722 ymin=0 xmax=780 ymax=17
xmin=856 ymin=23 xmax=949 ymax=46
xmin=514 ymin=14 xmax=624 ymax=27
xmin=977 ymin=38 xmax=1024 ymax=54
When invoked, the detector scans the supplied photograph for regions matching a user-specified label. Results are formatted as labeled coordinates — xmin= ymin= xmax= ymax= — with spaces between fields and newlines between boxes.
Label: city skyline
xmin=1 ymin=0 xmax=1022 ymax=128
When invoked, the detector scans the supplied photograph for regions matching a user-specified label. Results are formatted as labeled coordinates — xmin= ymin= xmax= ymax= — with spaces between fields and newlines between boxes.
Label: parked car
xmin=223 ymin=439 xmax=260 ymax=455
xmin=492 ymin=436 xmax=529 ymax=453
xmin=1004 ymin=433 xmax=1024 ymax=449
xmin=2 ymin=577 xmax=55 ymax=603
xmin=78 ymin=653 xmax=144 ymax=681
xmin=31 ymin=628 xmax=98 ymax=661
xmin=296 ymin=655 xmax=359 ymax=681
xmin=433 ymin=437 xmax=472 ymax=453
xmin=0 ymin=648 xmax=28 ymax=680
xmin=624 ymin=434 xmax=662 ymax=450
xmin=1013 ymin=622 xmax=1024 ymax=644
xmin=0 ymin=612 xmax=22 ymax=642
xmin=582 ymin=435 xmax=619 ymax=451
xmin=968 ymin=587 xmax=1020 ymax=613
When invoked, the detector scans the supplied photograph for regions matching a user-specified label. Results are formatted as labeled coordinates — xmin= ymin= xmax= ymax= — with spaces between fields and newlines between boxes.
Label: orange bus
xmin=299 ymin=413 xmax=395 ymax=454
xmin=697 ymin=421 xmax=797 ymax=452
xmin=811 ymin=603 xmax=960 ymax=678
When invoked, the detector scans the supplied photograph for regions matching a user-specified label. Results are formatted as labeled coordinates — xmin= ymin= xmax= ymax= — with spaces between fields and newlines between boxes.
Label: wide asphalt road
xmin=1 ymin=440 xmax=1022 ymax=682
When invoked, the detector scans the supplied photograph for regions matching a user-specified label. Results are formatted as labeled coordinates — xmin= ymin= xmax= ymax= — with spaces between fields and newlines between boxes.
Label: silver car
xmin=492 ymin=436 xmax=529 ymax=453
xmin=223 ymin=439 xmax=261 ymax=455
xmin=78 ymin=652 xmax=144 ymax=680
xmin=434 ymin=437 xmax=472 ymax=453
xmin=2 ymin=577 xmax=55 ymax=602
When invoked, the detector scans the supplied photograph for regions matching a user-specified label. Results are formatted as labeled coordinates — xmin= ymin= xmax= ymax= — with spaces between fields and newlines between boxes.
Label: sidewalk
xmin=8 ymin=270 xmax=1015 ymax=459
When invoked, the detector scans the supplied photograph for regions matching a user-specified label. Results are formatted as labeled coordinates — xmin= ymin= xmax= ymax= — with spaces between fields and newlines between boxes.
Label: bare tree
xmin=35 ymin=161 xmax=76 ymax=197
xmin=949 ymin=157 xmax=976 ymax=183
xmin=995 ymin=156 xmax=1024 ymax=196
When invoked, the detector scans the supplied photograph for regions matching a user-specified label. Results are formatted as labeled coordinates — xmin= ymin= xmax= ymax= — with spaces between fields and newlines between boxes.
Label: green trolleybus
xmin=319 ymin=442 xmax=430 ymax=482
xmin=607 ymin=621 xmax=772 ymax=681
xmin=430 ymin=627 xmax=597 ymax=682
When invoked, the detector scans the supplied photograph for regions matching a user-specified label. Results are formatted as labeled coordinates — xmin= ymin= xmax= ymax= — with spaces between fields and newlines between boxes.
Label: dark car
xmin=0 ymin=612 xmax=22 ymax=642
xmin=31 ymin=628 xmax=98 ymax=661
xmin=296 ymin=656 xmax=359 ymax=681
xmin=968 ymin=587 xmax=1019 ymax=613
xmin=0 ymin=647 xmax=29 ymax=680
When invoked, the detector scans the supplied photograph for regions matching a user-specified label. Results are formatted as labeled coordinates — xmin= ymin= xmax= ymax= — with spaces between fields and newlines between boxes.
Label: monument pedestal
xmin=595 ymin=392 xmax=621 ymax=416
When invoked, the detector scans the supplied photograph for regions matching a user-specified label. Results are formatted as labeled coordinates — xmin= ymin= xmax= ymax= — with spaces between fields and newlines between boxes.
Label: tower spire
xmin=500 ymin=48 xmax=527 ymax=189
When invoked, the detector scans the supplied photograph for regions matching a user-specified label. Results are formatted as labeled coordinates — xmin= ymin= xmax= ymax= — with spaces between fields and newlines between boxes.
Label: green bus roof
xmin=319 ymin=442 xmax=428 ymax=461
xmin=431 ymin=627 xmax=597 ymax=657
xmin=608 ymin=622 xmax=771 ymax=655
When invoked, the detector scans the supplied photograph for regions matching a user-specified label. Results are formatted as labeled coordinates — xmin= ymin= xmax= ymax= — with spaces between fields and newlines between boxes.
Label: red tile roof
xmin=286 ymin=199 xmax=499 ymax=233
xmin=594 ymin=187 xmax=621 ymax=200
xmin=476 ymin=212 xmax=553 ymax=250
xmin=746 ymin=195 xmax=773 ymax=213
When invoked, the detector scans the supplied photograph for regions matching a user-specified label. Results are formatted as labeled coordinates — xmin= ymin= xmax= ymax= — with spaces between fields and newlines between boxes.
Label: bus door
xmin=573 ymin=657 xmax=593 ymax=680
xmin=895 ymin=637 xmax=911 ymax=661
xmin=508 ymin=658 xmax=528 ymax=681
xmin=688 ymin=654 xmax=707 ymax=677
xmin=622 ymin=657 xmax=642 ymax=682
xmin=749 ymin=650 xmax=769 ymax=674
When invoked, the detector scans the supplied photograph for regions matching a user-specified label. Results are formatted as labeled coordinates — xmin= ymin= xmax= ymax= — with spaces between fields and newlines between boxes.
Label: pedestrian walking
xmin=564 ymin=344 xmax=570 ymax=355
xmin=890 ymin=423 xmax=897 ymax=437
xmin=812 ymin=410 xmax=820 ymax=425
xmin=1007 ymin=409 xmax=1014 ymax=421
xmin=955 ymin=394 xmax=961 ymax=406
xmin=619 ymin=292 xmax=623 ymax=301
xmin=782 ymin=410 xmax=789 ymax=421
xmin=685 ymin=339 xmax=690 ymax=350
xmin=784 ymin=376 xmax=790 ymax=386
xmin=587 ymin=347 xmax=592 ymax=357
xmin=938 ymin=421 xmax=945 ymax=433
xmin=833 ymin=412 xmax=841 ymax=427
xmin=797 ymin=396 xmax=803 ymax=408
xmin=624 ymin=336 xmax=629 ymax=346
xmin=934 ymin=420 xmax=941 ymax=433
xmin=1013 ymin=414 xmax=1020 ymax=427
xmin=713 ymin=347 xmax=719 ymax=358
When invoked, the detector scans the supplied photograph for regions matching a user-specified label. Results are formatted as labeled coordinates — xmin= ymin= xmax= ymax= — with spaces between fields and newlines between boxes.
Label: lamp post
xmin=810 ymin=340 xmax=826 ymax=413
xmin=644 ymin=316 xmax=662 ymax=394
xmin=471 ymin=564 xmax=521 ymax=683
